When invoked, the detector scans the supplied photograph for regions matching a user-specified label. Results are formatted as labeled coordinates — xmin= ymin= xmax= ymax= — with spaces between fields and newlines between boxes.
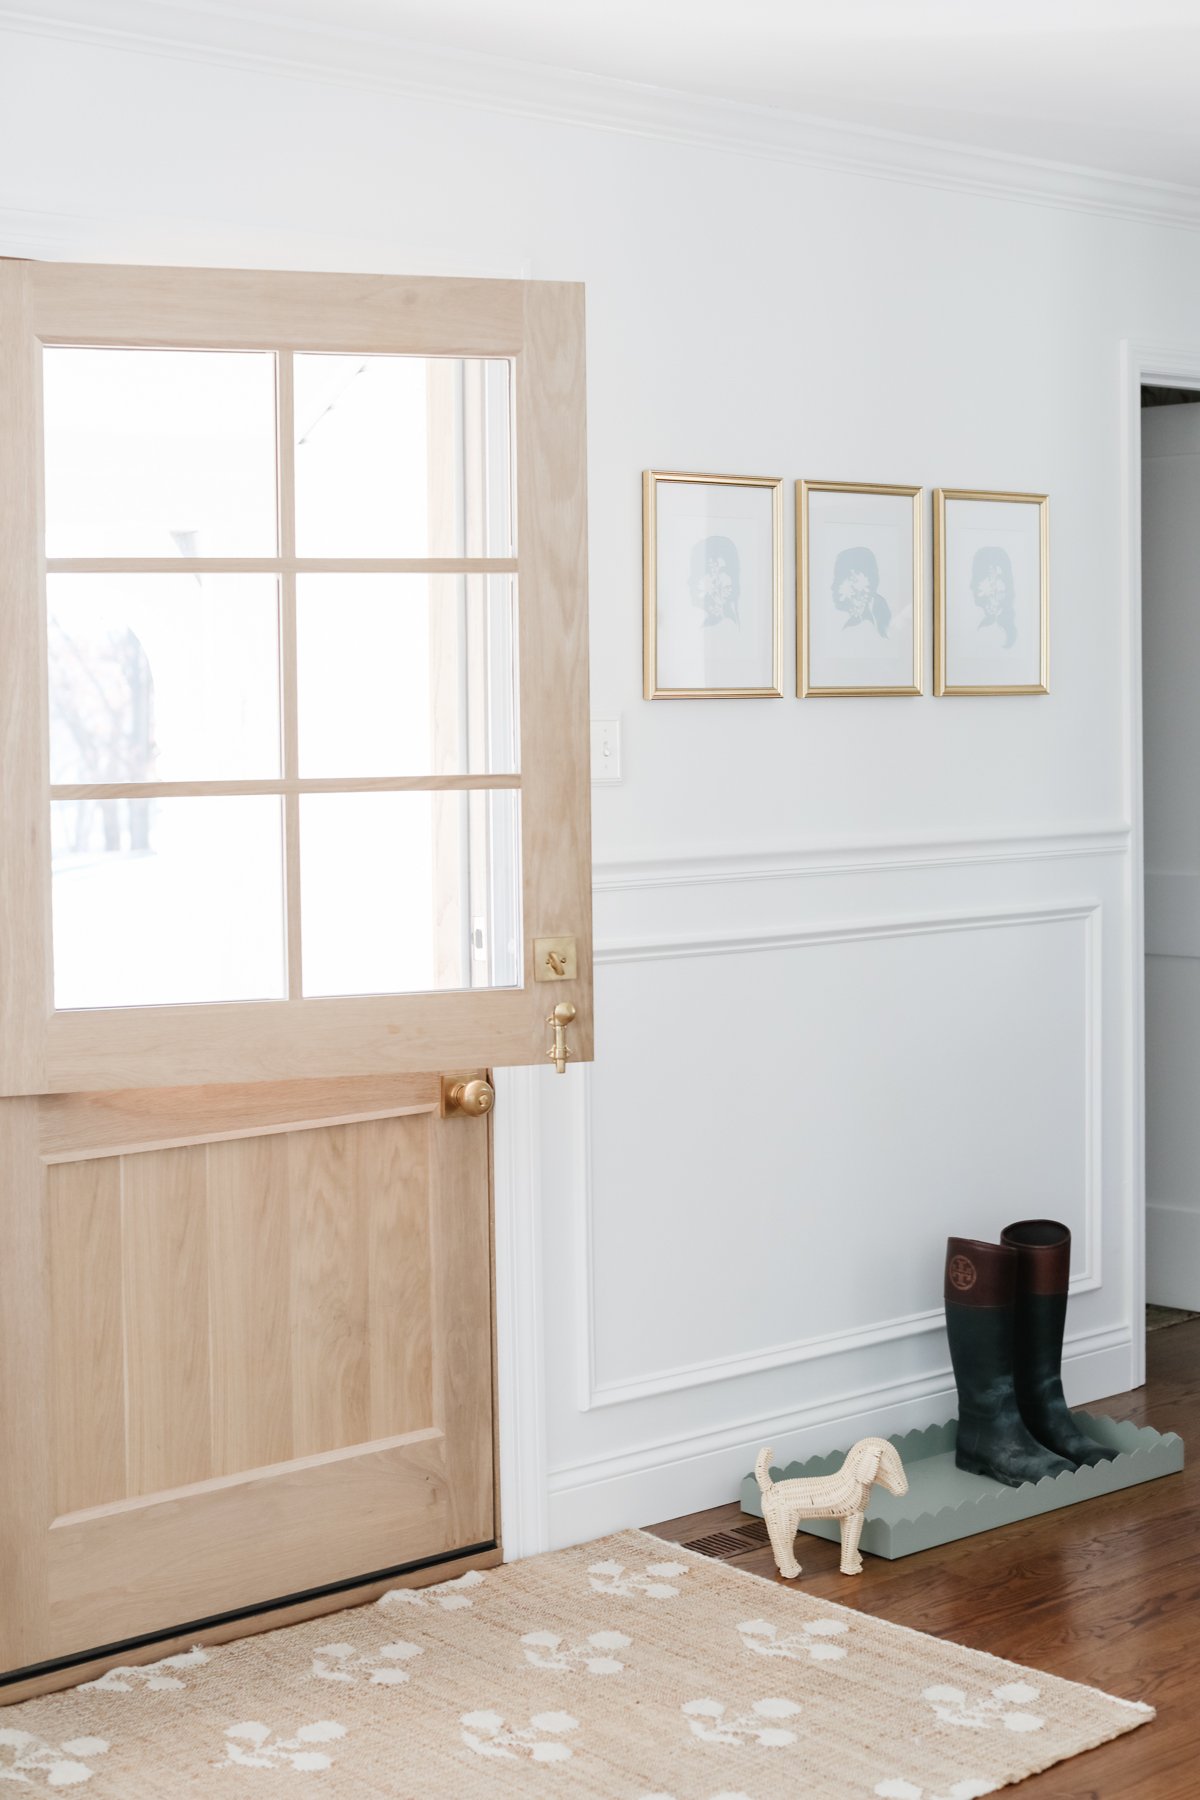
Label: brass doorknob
xmin=442 ymin=1077 xmax=495 ymax=1118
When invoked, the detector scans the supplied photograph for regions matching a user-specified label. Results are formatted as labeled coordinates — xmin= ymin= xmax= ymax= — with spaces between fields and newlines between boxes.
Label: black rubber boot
xmin=945 ymin=1237 xmax=1074 ymax=1488
xmin=1000 ymin=1219 xmax=1120 ymax=1467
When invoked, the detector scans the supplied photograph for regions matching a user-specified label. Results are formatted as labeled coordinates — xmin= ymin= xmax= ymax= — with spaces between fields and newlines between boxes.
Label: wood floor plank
xmin=645 ymin=1319 xmax=1199 ymax=1798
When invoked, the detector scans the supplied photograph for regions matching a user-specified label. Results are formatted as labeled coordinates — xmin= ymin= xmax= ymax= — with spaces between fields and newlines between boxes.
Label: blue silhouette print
xmin=689 ymin=536 xmax=740 ymax=628
xmin=832 ymin=546 xmax=891 ymax=639
xmin=971 ymin=546 xmax=1016 ymax=648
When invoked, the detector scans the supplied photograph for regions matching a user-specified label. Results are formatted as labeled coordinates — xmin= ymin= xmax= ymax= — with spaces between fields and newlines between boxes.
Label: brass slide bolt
xmin=547 ymin=1001 xmax=577 ymax=1075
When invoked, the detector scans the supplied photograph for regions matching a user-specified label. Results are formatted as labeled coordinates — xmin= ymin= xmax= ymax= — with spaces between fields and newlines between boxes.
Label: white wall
xmin=1142 ymin=403 xmax=1200 ymax=1311
xmin=4 ymin=16 xmax=1200 ymax=1547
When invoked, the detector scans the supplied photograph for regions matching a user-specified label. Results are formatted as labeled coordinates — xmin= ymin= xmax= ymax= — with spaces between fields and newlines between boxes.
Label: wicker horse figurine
xmin=754 ymin=1438 xmax=908 ymax=1578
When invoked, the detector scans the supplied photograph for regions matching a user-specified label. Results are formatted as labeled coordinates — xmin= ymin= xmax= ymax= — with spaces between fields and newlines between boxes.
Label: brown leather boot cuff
xmin=944 ymin=1237 xmax=1015 ymax=1306
xmin=1000 ymin=1219 xmax=1072 ymax=1295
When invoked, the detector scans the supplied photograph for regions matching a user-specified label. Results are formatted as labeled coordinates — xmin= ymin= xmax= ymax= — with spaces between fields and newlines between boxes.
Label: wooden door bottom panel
xmin=45 ymin=1435 xmax=493 ymax=1657
xmin=1 ymin=1544 xmax=503 ymax=1707
xmin=1 ymin=1076 xmax=495 ymax=1672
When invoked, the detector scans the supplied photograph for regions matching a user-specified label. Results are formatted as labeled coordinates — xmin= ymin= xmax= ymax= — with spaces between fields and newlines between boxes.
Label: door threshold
xmin=1 ymin=1540 xmax=498 ymax=1699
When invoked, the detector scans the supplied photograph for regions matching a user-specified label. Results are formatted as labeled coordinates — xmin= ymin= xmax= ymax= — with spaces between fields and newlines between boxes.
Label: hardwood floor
xmin=646 ymin=1319 xmax=1199 ymax=1799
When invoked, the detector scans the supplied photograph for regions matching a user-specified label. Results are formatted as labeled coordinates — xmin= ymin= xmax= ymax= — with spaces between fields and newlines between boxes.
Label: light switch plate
xmin=591 ymin=716 xmax=621 ymax=784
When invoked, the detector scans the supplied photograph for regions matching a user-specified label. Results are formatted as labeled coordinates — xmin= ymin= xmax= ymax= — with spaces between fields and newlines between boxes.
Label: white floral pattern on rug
xmin=213 ymin=1721 xmax=347 ymax=1772
xmin=681 ymin=1698 xmax=802 ymax=1748
xmin=638 ymin=1792 xmax=757 ymax=1800
xmin=588 ymin=1559 xmax=690 ymax=1599
xmin=0 ymin=1530 xmax=1150 ymax=1796
xmin=520 ymin=1631 xmax=631 ymax=1675
xmin=79 ymin=1647 xmax=209 ymax=1694
xmin=923 ymin=1682 xmax=1046 ymax=1733
xmin=738 ymin=1616 xmax=849 ymax=1663
xmin=311 ymin=1640 xmax=423 ymax=1685
xmin=377 ymin=1569 xmax=486 ymax=1613
xmin=875 ymin=1780 xmax=999 ymax=1800
xmin=460 ymin=1711 xmax=579 ymax=1762
xmin=0 ymin=1729 xmax=109 ymax=1788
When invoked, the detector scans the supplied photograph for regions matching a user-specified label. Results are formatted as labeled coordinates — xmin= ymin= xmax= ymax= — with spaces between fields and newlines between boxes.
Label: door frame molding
xmin=1120 ymin=337 xmax=1200 ymax=1390
xmin=492 ymin=1063 xmax=550 ymax=1557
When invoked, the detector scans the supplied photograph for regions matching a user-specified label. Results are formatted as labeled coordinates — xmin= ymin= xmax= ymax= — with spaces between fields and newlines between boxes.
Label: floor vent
xmin=681 ymin=1529 xmax=756 ymax=1561
xmin=732 ymin=1517 xmax=771 ymax=1547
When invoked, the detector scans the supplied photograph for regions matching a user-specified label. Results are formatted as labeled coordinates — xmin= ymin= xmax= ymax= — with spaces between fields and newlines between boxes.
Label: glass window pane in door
xmin=43 ymin=348 xmax=278 ymax=557
xmin=293 ymin=354 xmax=512 ymax=557
xmin=48 ymin=575 xmax=281 ymax=783
xmin=51 ymin=796 xmax=286 ymax=1009
xmin=299 ymin=789 xmax=521 ymax=997
xmin=296 ymin=574 xmax=518 ymax=777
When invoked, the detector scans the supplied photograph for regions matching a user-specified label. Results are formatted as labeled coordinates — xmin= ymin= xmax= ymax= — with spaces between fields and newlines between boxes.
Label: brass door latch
xmin=546 ymin=1001 xmax=576 ymax=1075
xmin=533 ymin=935 xmax=578 ymax=981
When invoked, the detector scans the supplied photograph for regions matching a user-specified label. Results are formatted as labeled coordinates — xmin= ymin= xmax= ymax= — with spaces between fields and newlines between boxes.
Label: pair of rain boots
xmin=944 ymin=1220 xmax=1119 ymax=1487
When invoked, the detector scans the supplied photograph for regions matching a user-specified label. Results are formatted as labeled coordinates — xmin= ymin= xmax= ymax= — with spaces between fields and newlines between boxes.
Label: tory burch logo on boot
xmin=948 ymin=1255 xmax=977 ymax=1292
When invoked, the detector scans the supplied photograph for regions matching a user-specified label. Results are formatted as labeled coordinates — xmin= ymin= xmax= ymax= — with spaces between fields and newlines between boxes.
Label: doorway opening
xmin=1141 ymin=381 xmax=1200 ymax=1338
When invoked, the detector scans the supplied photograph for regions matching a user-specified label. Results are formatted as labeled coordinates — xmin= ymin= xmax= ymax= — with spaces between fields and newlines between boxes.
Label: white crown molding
xmin=582 ymin=900 xmax=1103 ymax=1409
xmin=592 ymin=823 xmax=1131 ymax=895
xmin=4 ymin=4 xmax=1200 ymax=232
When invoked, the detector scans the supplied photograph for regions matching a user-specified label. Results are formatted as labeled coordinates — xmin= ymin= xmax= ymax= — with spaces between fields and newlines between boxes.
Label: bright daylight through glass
xmin=42 ymin=346 xmax=520 ymax=1010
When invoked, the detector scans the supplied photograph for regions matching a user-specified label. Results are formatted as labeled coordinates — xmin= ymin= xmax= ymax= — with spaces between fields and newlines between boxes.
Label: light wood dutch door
xmin=0 ymin=261 xmax=591 ymax=1683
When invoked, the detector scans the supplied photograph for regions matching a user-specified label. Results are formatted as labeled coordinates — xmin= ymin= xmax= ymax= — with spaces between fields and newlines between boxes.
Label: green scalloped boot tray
xmin=738 ymin=1413 xmax=1184 ymax=1560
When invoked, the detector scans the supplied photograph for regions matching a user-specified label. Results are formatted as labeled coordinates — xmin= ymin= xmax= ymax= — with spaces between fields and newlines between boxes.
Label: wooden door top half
xmin=0 ymin=261 xmax=592 ymax=1094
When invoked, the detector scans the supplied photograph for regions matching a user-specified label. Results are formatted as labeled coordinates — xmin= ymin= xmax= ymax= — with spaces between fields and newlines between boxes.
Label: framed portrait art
xmin=798 ymin=480 xmax=922 ymax=696
xmin=643 ymin=470 xmax=783 ymax=698
xmin=934 ymin=489 xmax=1049 ymax=695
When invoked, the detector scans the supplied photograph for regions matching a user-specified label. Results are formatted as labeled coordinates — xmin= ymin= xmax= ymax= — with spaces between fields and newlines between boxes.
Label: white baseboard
xmin=545 ymin=1327 xmax=1135 ymax=1548
xmin=1058 ymin=1329 xmax=1137 ymax=1409
xmin=1146 ymin=1199 xmax=1200 ymax=1311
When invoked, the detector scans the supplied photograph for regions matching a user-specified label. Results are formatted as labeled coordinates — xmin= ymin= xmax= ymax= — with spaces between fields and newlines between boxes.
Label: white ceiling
xmin=12 ymin=0 xmax=1200 ymax=188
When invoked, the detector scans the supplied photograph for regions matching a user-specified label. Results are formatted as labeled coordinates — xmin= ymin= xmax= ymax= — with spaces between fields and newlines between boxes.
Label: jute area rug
xmin=1 ymin=1529 xmax=1150 ymax=1796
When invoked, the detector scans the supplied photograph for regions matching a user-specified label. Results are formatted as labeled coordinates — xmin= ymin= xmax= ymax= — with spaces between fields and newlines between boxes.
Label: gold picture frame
xmin=934 ymin=488 xmax=1049 ymax=695
xmin=643 ymin=470 xmax=784 ymax=698
xmin=797 ymin=480 xmax=923 ymax=696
